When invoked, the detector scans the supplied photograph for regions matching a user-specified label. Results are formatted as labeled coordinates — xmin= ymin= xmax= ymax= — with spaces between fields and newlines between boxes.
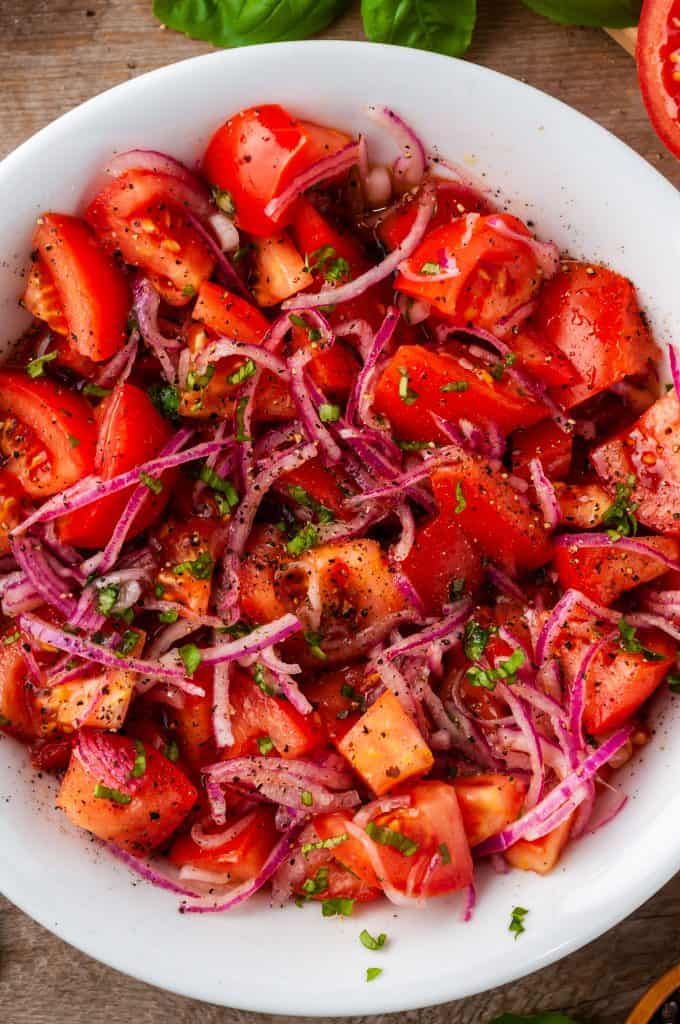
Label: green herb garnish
xmin=398 ymin=366 xmax=418 ymax=406
xmin=140 ymin=471 xmax=163 ymax=495
xmin=257 ymin=735 xmax=275 ymax=755
xmin=148 ymin=383 xmax=181 ymax=421
xmin=365 ymin=821 xmax=418 ymax=856
xmin=467 ymin=649 xmax=526 ymax=691
xmin=117 ymin=630 xmax=141 ymax=657
xmin=235 ymin=395 xmax=252 ymax=442
xmin=618 ymin=619 xmax=667 ymax=662
xmin=304 ymin=630 xmax=327 ymax=662
xmin=26 ymin=350 xmax=58 ymax=378
xmin=463 ymin=618 xmax=495 ymax=662
xmin=302 ymin=866 xmax=329 ymax=896
xmin=360 ymin=929 xmax=387 ymax=950
xmin=173 ymin=550 xmax=213 ymax=580
xmin=321 ymin=897 xmax=355 ymax=917
xmin=211 ymin=187 xmax=236 ymax=216
xmin=130 ymin=738 xmax=147 ymax=779
xmin=366 ymin=967 xmax=383 ymax=982
xmin=253 ymin=662 xmax=276 ymax=696
xmin=454 ymin=480 xmax=466 ymax=513
xmin=179 ymin=643 xmax=202 ymax=676
xmin=159 ymin=608 xmax=179 ymax=624
xmin=96 ymin=585 xmax=119 ymax=617
xmin=509 ymin=905 xmax=529 ymax=940
xmin=286 ymin=523 xmax=319 ymax=556
xmin=162 ymin=740 xmax=180 ymax=762
xmin=441 ymin=380 xmax=469 ymax=393
xmin=94 ymin=783 xmax=131 ymax=805
xmin=301 ymin=833 xmax=349 ymax=857
xmin=319 ymin=403 xmax=341 ymax=423
xmin=227 ymin=359 xmax=257 ymax=386
xmin=83 ymin=383 xmax=112 ymax=399
xmin=602 ymin=474 xmax=638 ymax=540
xmin=438 ymin=842 xmax=452 ymax=865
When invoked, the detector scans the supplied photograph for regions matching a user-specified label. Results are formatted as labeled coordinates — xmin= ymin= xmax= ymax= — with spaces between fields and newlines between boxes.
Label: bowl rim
xmin=2 ymin=38 xmax=680 ymax=1016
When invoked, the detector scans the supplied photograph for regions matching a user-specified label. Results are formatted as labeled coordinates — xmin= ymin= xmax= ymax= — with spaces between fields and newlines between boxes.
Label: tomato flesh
xmin=169 ymin=805 xmax=278 ymax=881
xmin=223 ymin=667 xmax=325 ymax=760
xmin=554 ymin=535 xmax=679 ymax=606
xmin=511 ymin=418 xmax=573 ymax=481
xmin=453 ymin=773 xmax=526 ymax=847
xmin=637 ymin=0 xmax=680 ymax=159
xmin=401 ymin=512 xmax=483 ymax=615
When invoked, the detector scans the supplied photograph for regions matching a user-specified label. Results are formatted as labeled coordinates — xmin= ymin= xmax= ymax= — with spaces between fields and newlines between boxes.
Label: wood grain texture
xmin=1 ymin=2 xmax=680 ymax=1022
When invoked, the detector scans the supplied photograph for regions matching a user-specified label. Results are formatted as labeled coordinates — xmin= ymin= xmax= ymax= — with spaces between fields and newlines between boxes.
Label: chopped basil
xmin=130 ymin=738 xmax=147 ymax=779
xmin=366 ymin=967 xmax=383 ymax=982
xmin=438 ymin=842 xmax=452 ymax=865
xmin=186 ymin=364 xmax=215 ymax=392
xmin=117 ymin=630 xmax=141 ymax=657
xmin=286 ymin=523 xmax=319 ymax=556
xmin=617 ymin=619 xmax=667 ymax=662
xmin=140 ymin=471 xmax=163 ymax=495
xmin=289 ymin=313 xmax=322 ymax=342
xmin=441 ymin=380 xmax=469 ymax=393
xmin=182 ymin=284 xmax=196 ymax=298
xmin=668 ymin=671 xmax=680 ymax=694
xmin=419 ymin=260 xmax=442 ymax=275
xmin=302 ymin=866 xmax=329 ymax=896
xmin=304 ymin=630 xmax=327 ymax=662
xmin=319 ymin=403 xmax=341 ymax=423
xmin=3 ymin=631 xmax=20 ymax=645
xmin=454 ymin=480 xmax=466 ymax=513
xmin=173 ymin=550 xmax=213 ymax=580
xmin=490 ymin=353 xmax=517 ymax=381
xmin=509 ymin=905 xmax=528 ymax=939
xmin=26 ymin=350 xmax=58 ymax=378
xmin=301 ymin=832 xmax=349 ymax=857
xmin=467 ymin=648 xmax=526 ymax=691
xmin=253 ymin=662 xmax=276 ymax=696
xmin=179 ymin=643 xmax=202 ymax=676
xmin=464 ymin=618 xmax=495 ymax=662
xmin=211 ymin=186 xmax=236 ymax=216
xmin=301 ymin=790 xmax=313 ymax=807
xmin=83 ymin=383 xmax=112 ymax=399
xmin=227 ymin=359 xmax=257 ymax=386
xmin=398 ymin=366 xmax=418 ymax=406
xmin=148 ymin=383 xmax=181 ymax=421
xmin=159 ymin=608 xmax=179 ymax=624
xmin=397 ymin=440 xmax=436 ymax=451
xmin=257 ymin=735 xmax=275 ymax=755
xmin=365 ymin=821 xmax=418 ymax=857
xmin=235 ymin=395 xmax=252 ymax=442
xmin=360 ymin=929 xmax=387 ymax=950
xmin=96 ymin=584 xmax=120 ymax=617
xmin=341 ymin=682 xmax=366 ymax=712
xmin=162 ymin=739 xmax=180 ymax=762
xmin=68 ymin=434 xmax=81 ymax=448
xmin=94 ymin=783 xmax=131 ymax=805
xmin=602 ymin=474 xmax=638 ymax=540
xmin=321 ymin=897 xmax=354 ymax=918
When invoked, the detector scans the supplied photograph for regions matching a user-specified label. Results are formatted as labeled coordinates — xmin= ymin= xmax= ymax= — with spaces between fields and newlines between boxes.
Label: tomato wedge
xmin=87 ymin=170 xmax=215 ymax=305
xmin=453 ymin=773 xmax=526 ymax=847
xmin=0 ymin=629 xmax=36 ymax=739
xmin=378 ymin=179 xmax=491 ymax=251
xmin=637 ymin=1 xmax=680 ymax=159
xmin=401 ymin=512 xmax=483 ymax=615
xmin=0 ymin=372 xmax=97 ymax=498
xmin=58 ymin=383 xmax=174 ymax=548
xmin=24 ymin=213 xmax=130 ymax=362
xmin=554 ymin=535 xmax=679 ymax=606
xmin=169 ymin=805 xmax=278 ymax=881
xmin=203 ymin=104 xmax=350 ymax=236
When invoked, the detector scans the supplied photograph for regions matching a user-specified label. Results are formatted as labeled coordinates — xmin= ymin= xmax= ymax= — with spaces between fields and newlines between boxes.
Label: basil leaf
xmin=361 ymin=0 xmax=476 ymax=57
xmin=154 ymin=0 xmax=352 ymax=47
xmin=519 ymin=0 xmax=640 ymax=27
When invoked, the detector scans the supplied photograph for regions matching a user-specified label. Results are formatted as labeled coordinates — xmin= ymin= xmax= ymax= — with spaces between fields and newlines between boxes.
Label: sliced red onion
xmin=190 ymin=810 xmax=258 ymax=851
xmin=205 ymin=778 xmax=227 ymax=826
xmin=13 ymin=433 xmax=235 ymax=535
xmin=496 ymin=684 xmax=544 ymax=808
xmin=171 ymin=614 xmax=301 ymax=670
xmin=463 ymin=882 xmax=476 ymax=923
xmin=259 ymin=646 xmax=312 ymax=716
xmin=132 ymin=277 xmax=181 ymax=383
xmin=624 ymin=612 xmax=680 ymax=643
xmin=373 ymin=658 xmax=421 ymax=723
xmin=568 ymin=637 xmax=611 ymax=749
xmin=376 ymin=600 xmax=471 ymax=663
xmin=390 ymin=502 xmax=416 ymax=563
xmin=428 ymin=156 xmax=496 ymax=206
xmin=18 ymin=612 xmax=203 ymax=693
xmin=181 ymin=819 xmax=305 ymax=913
xmin=475 ymin=725 xmax=633 ymax=855
xmin=395 ymin=571 xmax=427 ymax=618
xmin=397 ymin=293 xmax=431 ymax=326
xmin=486 ymin=215 xmax=560 ymax=279
xmin=264 ymin=141 xmax=361 ymax=220
xmin=11 ymin=537 xmax=76 ymax=619
xmin=335 ymin=318 xmax=375 ymax=361
xmin=212 ymin=660 xmax=233 ymax=749
xmin=195 ymin=337 xmax=287 ymax=378
xmin=495 ymin=300 xmax=538 ymax=339
xmin=486 ymin=564 xmax=526 ymax=603
xmin=510 ymin=682 xmax=567 ymax=726
xmin=94 ymin=330 xmax=139 ymax=389
xmin=535 ymin=589 xmax=620 ymax=665
xmin=105 ymin=149 xmax=211 ymax=210
xmin=529 ymin=457 xmax=561 ymax=529
xmin=364 ymin=165 xmax=393 ymax=207
xmin=145 ymin=618 xmax=201 ymax=662
xmin=669 ymin=344 xmax=680 ymax=403
xmin=345 ymin=307 xmax=399 ymax=427
xmin=422 ymin=682 xmax=501 ymax=770
xmin=105 ymin=841 xmax=200 ymax=898
xmin=77 ymin=728 xmax=143 ymax=793
xmin=585 ymin=790 xmax=628 ymax=836
xmin=367 ymin=106 xmax=427 ymax=191
xmin=185 ymin=212 xmax=251 ymax=301
xmin=344 ymin=444 xmax=460 ymax=506
xmin=353 ymin=794 xmax=411 ymax=828
xmin=205 ymin=757 xmax=360 ymax=813
xmin=282 ymin=182 xmax=436 ymax=310
xmin=288 ymin=350 xmax=342 ymax=464
xmin=553 ymin=533 xmax=680 ymax=573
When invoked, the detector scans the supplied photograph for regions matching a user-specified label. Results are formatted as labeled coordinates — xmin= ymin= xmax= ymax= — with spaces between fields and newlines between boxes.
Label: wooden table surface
xmin=2 ymin=2 xmax=680 ymax=1022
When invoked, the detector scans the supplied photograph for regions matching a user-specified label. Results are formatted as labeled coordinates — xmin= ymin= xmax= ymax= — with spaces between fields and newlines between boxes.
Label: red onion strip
xmin=264 ymin=141 xmax=361 ymax=220
xmin=529 ymin=457 xmax=561 ymax=529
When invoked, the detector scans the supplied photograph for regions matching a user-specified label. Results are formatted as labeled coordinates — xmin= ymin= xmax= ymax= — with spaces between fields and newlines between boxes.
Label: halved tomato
xmin=203 ymin=104 xmax=351 ymax=236
xmin=58 ymin=383 xmax=174 ymax=548
xmin=169 ymin=805 xmax=278 ymax=881
xmin=87 ymin=170 xmax=215 ymax=305
xmin=24 ymin=213 xmax=130 ymax=362
xmin=637 ymin=0 xmax=680 ymax=159
xmin=0 ymin=372 xmax=97 ymax=498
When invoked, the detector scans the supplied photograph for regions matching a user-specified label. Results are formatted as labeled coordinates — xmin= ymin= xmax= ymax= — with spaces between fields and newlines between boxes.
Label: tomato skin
xmin=401 ymin=512 xmax=483 ymax=616
xmin=0 ymin=631 xmax=37 ymax=739
xmin=432 ymin=458 xmax=553 ymax=576
xmin=637 ymin=0 xmax=680 ymax=160
xmin=374 ymin=343 xmax=547 ymax=444
xmin=534 ymin=263 xmax=659 ymax=408
xmin=0 ymin=372 xmax=97 ymax=498
xmin=378 ymin=179 xmax=491 ymax=251
xmin=510 ymin=419 xmax=573 ymax=482
xmin=367 ymin=781 xmax=473 ymax=899
xmin=87 ymin=170 xmax=214 ymax=305
xmin=57 ymin=383 xmax=174 ymax=548
xmin=453 ymin=773 xmax=526 ymax=847
xmin=395 ymin=214 xmax=542 ymax=331
xmin=56 ymin=734 xmax=198 ymax=852
xmin=506 ymin=816 xmax=573 ymax=874
xmin=203 ymin=105 xmax=350 ymax=236
xmin=337 ymin=690 xmax=434 ymax=796
xmin=225 ymin=667 xmax=325 ymax=760
xmin=591 ymin=392 xmax=680 ymax=536
xmin=553 ymin=536 xmax=679 ymax=607
xmin=27 ymin=213 xmax=130 ymax=362
xmin=169 ymin=805 xmax=278 ymax=881
xmin=503 ymin=325 xmax=580 ymax=390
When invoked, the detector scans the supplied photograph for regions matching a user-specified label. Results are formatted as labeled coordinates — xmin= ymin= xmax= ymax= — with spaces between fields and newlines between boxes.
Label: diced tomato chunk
xmin=432 ymin=455 xmax=553 ymax=576
xmin=56 ymin=733 xmax=197 ymax=852
xmin=378 ymin=179 xmax=491 ymax=251
xmin=453 ymin=773 xmax=526 ymax=847
xmin=401 ymin=512 xmax=483 ymax=615
xmin=0 ymin=630 xmax=36 ymax=739
xmin=313 ymin=810 xmax=381 ymax=889
xmin=337 ymin=690 xmax=433 ymax=796
xmin=224 ymin=667 xmax=325 ymax=760
xmin=305 ymin=665 xmax=369 ymax=745
xmin=164 ymin=666 xmax=217 ymax=773
xmin=510 ymin=419 xmax=573 ymax=481
xmin=156 ymin=516 xmax=224 ymax=616
xmin=506 ymin=816 xmax=573 ymax=874
xmin=591 ymin=392 xmax=680 ymax=536
xmin=554 ymin=536 xmax=679 ymax=607
xmin=503 ymin=325 xmax=581 ymax=390
xmin=555 ymin=481 xmax=612 ymax=530
xmin=534 ymin=262 xmax=659 ymax=408
xmin=169 ymin=805 xmax=278 ymax=881
xmin=374 ymin=343 xmax=547 ymax=444
xmin=193 ymin=281 xmax=270 ymax=341
xmin=250 ymin=233 xmax=310 ymax=307
xmin=279 ymin=456 xmax=354 ymax=521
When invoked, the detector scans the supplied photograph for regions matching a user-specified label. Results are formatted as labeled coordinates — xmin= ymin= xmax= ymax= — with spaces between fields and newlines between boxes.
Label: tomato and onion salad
xmin=1 ymin=101 xmax=678 ymax=918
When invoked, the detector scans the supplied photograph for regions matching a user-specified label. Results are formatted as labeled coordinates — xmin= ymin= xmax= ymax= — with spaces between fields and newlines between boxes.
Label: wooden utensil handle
xmin=605 ymin=26 xmax=638 ymax=57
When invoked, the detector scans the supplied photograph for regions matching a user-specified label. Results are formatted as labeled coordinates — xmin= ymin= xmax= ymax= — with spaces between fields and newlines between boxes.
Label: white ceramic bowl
xmin=1 ymin=41 xmax=680 ymax=1017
